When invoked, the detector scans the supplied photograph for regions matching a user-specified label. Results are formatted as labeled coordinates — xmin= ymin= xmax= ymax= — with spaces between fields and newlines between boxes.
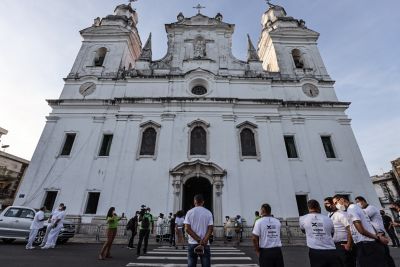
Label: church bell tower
xmin=67 ymin=3 xmax=142 ymax=79
xmin=258 ymin=4 xmax=331 ymax=81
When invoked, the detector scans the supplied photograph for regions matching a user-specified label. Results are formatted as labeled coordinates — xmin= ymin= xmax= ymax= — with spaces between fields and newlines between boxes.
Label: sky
xmin=0 ymin=0 xmax=399 ymax=176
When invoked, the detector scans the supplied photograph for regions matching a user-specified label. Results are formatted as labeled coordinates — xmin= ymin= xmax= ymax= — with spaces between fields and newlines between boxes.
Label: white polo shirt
xmin=30 ymin=210 xmax=45 ymax=230
xmin=299 ymin=213 xmax=335 ymax=250
xmin=346 ymin=204 xmax=375 ymax=243
xmin=184 ymin=206 xmax=213 ymax=245
xmin=364 ymin=205 xmax=385 ymax=233
xmin=330 ymin=211 xmax=350 ymax=243
xmin=252 ymin=216 xmax=282 ymax=248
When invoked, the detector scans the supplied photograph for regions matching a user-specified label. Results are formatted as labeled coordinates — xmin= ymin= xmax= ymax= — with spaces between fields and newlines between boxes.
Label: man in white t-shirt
xmin=252 ymin=203 xmax=284 ymax=267
xmin=333 ymin=194 xmax=388 ymax=267
xmin=184 ymin=194 xmax=213 ymax=267
xmin=299 ymin=199 xmax=342 ymax=267
xmin=26 ymin=206 xmax=46 ymax=249
xmin=324 ymin=197 xmax=355 ymax=267
xmin=355 ymin=196 xmax=395 ymax=267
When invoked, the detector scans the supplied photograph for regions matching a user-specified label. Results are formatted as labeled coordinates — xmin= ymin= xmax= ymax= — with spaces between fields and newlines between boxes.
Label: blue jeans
xmin=188 ymin=244 xmax=211 ymax=267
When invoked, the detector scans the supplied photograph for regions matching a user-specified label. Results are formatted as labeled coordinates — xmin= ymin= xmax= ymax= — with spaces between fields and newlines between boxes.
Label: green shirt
xmin=107 ymin=215 xmax=121 ymax=229
xmin=140 ymin=213 xmax=154 ymax=230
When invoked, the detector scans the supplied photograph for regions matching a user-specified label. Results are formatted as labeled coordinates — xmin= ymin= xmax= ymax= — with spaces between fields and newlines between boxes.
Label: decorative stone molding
xmin=93 ymin=116 xmax=106 ymax=123
xmin=291 ymin=117 xmax=305 ymax=124
xmin=46 ymin=116 xmax=60 ymax=123
xmin=337 ymin=118 xmax=352 ymax=125
xmin=170 ymin=160 xmax=226 ymax=225
xmin=161 ymin=113 xmax=176 ymax=121
xmin=136 ymin=120 xmax=162 ymax=160
xmin=236 ymin=121 xmax=261 ymax=161
xmin=187 ymin=119 xmax=210 ymax=160
xmin=222 ymin=115 xmax=236 ymax=121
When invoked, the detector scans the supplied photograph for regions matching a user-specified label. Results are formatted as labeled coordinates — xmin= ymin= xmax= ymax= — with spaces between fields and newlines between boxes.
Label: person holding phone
xmin=99 ymin=207 xmax=124 ymax=260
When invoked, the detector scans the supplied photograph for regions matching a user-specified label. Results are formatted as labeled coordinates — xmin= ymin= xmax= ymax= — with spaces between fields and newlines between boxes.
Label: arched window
xmin=94 ymin=47 xmax=107 ymax=66
xmin=291 ymin=49 xmax=304 ymax=69
xmin=240 ymin=128 xmax=257 ymax=156
xmin=190 ymin=126 xmax=207 ymax=155
xmin=237 ymin=121 xmax=260 ymax=160
xmin=137 ymin=121 xmax=161 ymax=160
xmin=139 ymin=127 xmax=157 ymax=156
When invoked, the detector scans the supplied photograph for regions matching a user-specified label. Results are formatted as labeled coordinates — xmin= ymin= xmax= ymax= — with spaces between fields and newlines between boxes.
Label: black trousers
xmin=386 ymin=227 xmax=400 ymax=247
xmin=383 ymin=244 xmax=396 ymax=267
xmin=137 ymin=229 xmax=150 ymax=254
xmin=128 ymin=230 xmax=137 ymax=248
xmin=356 ymin=241 xmax=387 ymax=267
xmin=335 ymin=242 xmax=356 ymax=267
xmin=309 ymin=248 xmax=343 ymax=267
xmin=259 ymin=247 xmax=284 ymax=267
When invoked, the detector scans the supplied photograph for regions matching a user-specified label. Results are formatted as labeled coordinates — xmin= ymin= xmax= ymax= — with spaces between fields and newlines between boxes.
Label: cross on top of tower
xmin=193 ymin=4 xmax=206 ymax=14
xmin=265 ymin=0 xmax=276 ymax=8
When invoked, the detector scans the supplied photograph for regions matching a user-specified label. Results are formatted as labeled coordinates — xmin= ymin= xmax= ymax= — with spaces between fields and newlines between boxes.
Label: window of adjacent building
xmin=190 ymin=126 xmax=207 ymax=155
xmin=296 ymin=194 xmax=308 ymax=216
xmin=321 ymin=136 xmax=336 ymax=158
xmin=60 ymin=133 xmax=76 ymax=156
xmin=43 ymin=191 xmax=58 ymax=211
xmin=240 ymin=128 xmax=257 ymax=157
xmin=94 ymin=47 xmax=107 ymax=67
xmin=99 ymin=134 xmax=113 ymax=157
xmin=84 ymin=192 xmax=100 ymax=214
xmin=284 ymin=135 xmax=298 ymax=158
xmin=292 ymin=49 xmax=304 ymax=69
xmin=140 ymin=127 xmax=157 ymax=156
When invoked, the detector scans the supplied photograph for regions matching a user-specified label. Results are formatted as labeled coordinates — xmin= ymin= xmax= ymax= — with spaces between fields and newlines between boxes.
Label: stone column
xmin=172 ymin=174 xmax=182 ymax=212
xmin=213 ymin=175 xmax=223 ymax=226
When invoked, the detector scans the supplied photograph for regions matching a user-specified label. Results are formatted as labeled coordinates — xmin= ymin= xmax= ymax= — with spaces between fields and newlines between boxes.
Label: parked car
xmin=0 ymin=206 xmax=75 ymax=245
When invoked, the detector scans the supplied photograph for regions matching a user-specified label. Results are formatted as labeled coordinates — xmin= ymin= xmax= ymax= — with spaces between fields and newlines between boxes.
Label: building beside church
xmin=371 ymin=158 xmax=400 ymax=218
xmin=14 ymin=3 xmax=379 ymax=224
xmin=0 ymin=128 xmax=30 ymax=209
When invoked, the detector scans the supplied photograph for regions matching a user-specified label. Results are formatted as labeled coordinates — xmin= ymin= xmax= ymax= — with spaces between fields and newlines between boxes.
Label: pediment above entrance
xmin=170 ymin=160 xmax=226 ymax=181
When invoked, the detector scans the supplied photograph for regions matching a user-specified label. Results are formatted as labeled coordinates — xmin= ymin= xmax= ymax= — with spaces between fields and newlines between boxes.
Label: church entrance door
xmin=183 ymin=177 xmax=213 ymax=213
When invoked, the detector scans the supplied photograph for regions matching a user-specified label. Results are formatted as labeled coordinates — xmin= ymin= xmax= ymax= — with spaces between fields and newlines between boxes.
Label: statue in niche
xmin=193 ymin=38 xmax=206 ymax=59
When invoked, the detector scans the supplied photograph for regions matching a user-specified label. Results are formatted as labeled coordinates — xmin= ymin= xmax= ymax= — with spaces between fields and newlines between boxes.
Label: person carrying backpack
xmin=126 ymin=211 xmax=139 ymax=249
xmin=136 ymin=207 xmax=154 ymax=256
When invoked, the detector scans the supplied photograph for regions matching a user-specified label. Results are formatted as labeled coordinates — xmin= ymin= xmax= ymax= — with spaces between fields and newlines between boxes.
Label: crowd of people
xmin=24 ymin=194 xmax=400 ymax=267
xmin=251 ymin=195 xmax=400 ymax=267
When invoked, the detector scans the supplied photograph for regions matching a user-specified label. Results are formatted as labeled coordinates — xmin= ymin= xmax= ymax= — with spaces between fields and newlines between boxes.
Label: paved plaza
xmin=1 ymin=241 xmax=399 ymax=267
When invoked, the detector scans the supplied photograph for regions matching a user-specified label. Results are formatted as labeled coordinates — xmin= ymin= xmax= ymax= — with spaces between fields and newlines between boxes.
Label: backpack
xmin=141 ymin=214 xmax=151 ymax=230
xmin=126 ymin=218 xmax=134 ymax=230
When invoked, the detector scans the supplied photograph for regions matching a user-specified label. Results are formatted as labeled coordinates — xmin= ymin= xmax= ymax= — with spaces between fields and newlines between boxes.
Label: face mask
xmin=324 ymin=205 xmax=332 ymax=213
xmin=336 ymin=203 xmax=346 ymax=211
xmin=356 ymin=203 xmax=363 ymax=208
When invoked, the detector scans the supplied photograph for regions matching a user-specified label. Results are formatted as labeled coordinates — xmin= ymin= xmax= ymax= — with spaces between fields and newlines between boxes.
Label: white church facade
xmin=14 ymin=3 xmax=379 ymax=225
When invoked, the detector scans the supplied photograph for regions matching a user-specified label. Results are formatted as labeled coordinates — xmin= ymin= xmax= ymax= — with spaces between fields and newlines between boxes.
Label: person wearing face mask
xmin=355 ymin=196 xmax=395 ymax=267
xmin=299 ymin=199 xmax=342 ymax=267
xmin=332 ymin=194 xmax=388 ymax=267
xmin=324 ymin=197 xmax=355 ymax=267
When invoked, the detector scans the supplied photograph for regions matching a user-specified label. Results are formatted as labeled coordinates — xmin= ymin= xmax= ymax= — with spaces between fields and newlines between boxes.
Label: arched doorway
xmin=170 ymin=160 xmax=226 ymax=225
xmin=183 ymin=177 xmax=213 ymax=213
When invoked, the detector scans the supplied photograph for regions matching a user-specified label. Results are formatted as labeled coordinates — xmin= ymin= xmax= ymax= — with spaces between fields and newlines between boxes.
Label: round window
xmin=191 ymin=86 xmax=207 ymax=96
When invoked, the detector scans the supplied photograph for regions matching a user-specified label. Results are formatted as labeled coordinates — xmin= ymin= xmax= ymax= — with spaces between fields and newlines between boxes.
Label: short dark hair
xmin=40 ymin=206 xmax=46 ymax=211
xmin=194 ymin=194 xmax=204 ymax=203
xmin=255 ymin=211 xmax=260 ymax=216
xmin=261 ymin=203 xmax=271 ymax=215
xmin=355 ymin=196 xmax=366 ymax=202
xmin=333 ymin=194 xmax=347 ymax=201
xmin=324 ymin=197 xmax=333 ymax=203
xmin=307 ymin=199 xmax=321 ymax=211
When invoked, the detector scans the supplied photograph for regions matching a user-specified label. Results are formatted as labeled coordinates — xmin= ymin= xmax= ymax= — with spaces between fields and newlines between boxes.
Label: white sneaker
xmin=41 ymin=246 xmax=50 ymax=249
xmin=25 ymin=246 xmax=34 ymax=250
